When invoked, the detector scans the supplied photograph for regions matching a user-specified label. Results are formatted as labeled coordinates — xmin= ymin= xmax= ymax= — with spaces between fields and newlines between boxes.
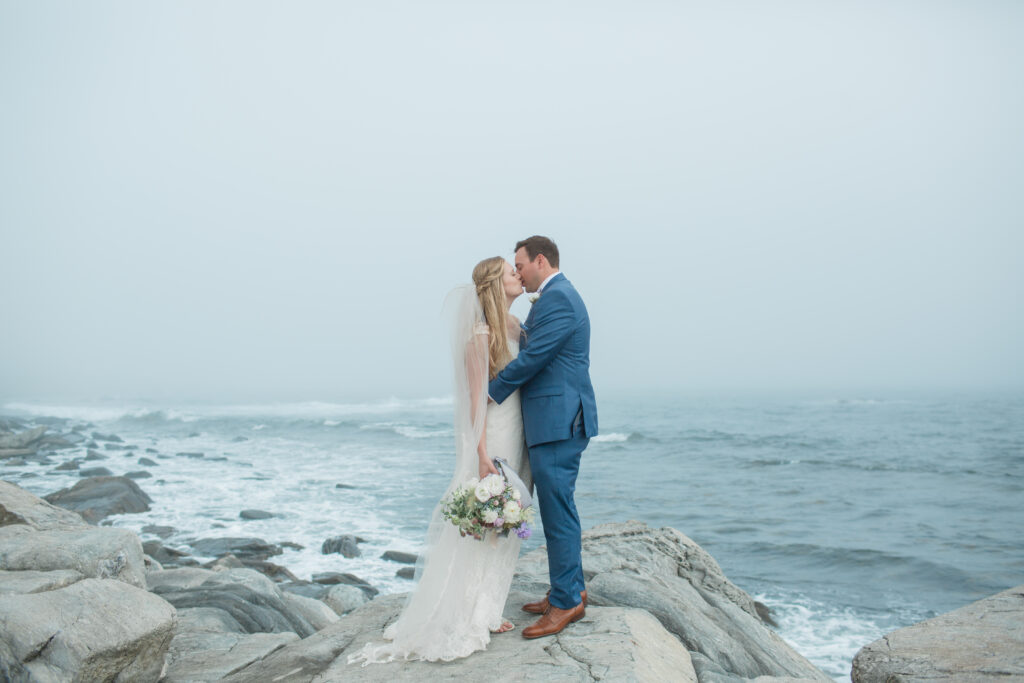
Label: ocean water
xmin=3 ymin=394 xmax=1022 ymax=680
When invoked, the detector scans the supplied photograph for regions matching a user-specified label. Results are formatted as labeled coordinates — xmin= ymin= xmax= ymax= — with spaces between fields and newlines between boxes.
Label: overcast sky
xmin=1 ymin=1 xmax=1021 ymax=405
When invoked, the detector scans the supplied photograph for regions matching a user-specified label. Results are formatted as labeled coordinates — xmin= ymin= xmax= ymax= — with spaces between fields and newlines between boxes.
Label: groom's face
xmin=514 ymin=247 xmax=542 ymax=293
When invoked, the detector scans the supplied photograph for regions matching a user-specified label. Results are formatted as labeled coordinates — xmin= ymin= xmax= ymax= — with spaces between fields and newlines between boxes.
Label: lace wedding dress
xmin=349 ymin=291 xmax=531 ymax=665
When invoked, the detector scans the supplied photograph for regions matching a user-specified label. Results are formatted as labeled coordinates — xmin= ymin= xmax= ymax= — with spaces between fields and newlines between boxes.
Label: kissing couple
xmin=351 ymin=235 xmax=599 ymax=664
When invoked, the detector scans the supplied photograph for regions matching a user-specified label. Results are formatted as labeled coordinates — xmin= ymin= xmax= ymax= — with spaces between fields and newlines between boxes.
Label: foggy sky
xmin=2 ymin=1 xmax=1022 ymax=404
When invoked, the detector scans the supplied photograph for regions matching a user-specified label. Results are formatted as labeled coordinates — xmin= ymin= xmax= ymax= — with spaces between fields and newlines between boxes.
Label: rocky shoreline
xmin=2 ymin=419 xmax=1022 ymax=681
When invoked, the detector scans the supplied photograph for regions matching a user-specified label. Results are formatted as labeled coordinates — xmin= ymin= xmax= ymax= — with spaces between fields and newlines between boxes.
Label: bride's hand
xmin=479 ymin=457 xmax=499 ymax=479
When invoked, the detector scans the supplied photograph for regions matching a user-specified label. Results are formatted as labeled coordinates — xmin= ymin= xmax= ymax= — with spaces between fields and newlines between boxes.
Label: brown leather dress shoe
xmin=521 ymin=602 xmax=586 ymax=639
xmin=522 ymin=589 xmax=588 ymax=614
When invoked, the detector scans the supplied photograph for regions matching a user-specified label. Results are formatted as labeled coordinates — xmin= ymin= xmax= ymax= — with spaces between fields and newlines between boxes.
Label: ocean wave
xmin=2 ymin=398 xmax=455 ymax=424
xmin=592 ymin=432 xmax=631 ymax=443
xmin=360 ymin=422 xmax=452 ymax=439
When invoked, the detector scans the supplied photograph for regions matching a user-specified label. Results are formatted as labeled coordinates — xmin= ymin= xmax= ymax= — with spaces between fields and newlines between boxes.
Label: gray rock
xmin=190 ymin=536 xmax=283 ymax=561
xmin=2 ymin=457 xmax=27 ymax=466
xmin=0 ymin=578 xmax=175 ymax=682
xmin=175 ymin=606 xmax=246 ymax=634
xmin=177 ymin=451 xmax=205 ymax=458
xmin=138 ymin=456 xmax=159 ymax=466
xmin=91 ymin=431 xmax=124 ymax=442
xmin=79 ymin=466 xmax=114 ymax=477
xmin=322 ymin=534 xmax=361 ymax=558
xmin=281 ymin=591 xmax=340 ymax=631
xmin=54 ymin=459 xmax=80 ymax=471
xmin=231 ymin=436 xmax=249 ymax=442
xmin=0 ymin=426 xmax=47 ymax=450
xmin=147 ymin=567 xmax=218 ymax=592
xmin=0 ymin=480 xmax=88 ymax=530
xmin=511 ymin=521 xmax=830 ymax=682
xmin=396 ymin=567 xmax=415 ymax=579
xmin=145 ymin=447 xmax=158 ymax=453
xmin=222 ymin=593 xmax=698 ymax=682
xmin=103 ymin=442 xmax=136 ymax=451
xmin=381 ymin=550 xmax=418 ymax=564
xmin=852 ymin=583 xmax=1024 ymax=682
xmin=143 ymin=540 xmax=192 ymax=566
xmin=142 ymin=523 xmax=175 ymax=538
xmin=240 ymin=509 xmax=275 ymax=520
xmin=0 ymin=448 xmax=38 ymax=458
xmin=35 ymin=435 xmax=77 ymax=450
xmin=44 ymin=475 xmax=153 ymax=523
xmin=0 ymin=524 xmax=148 ymax=588
xmin=0 ymin=568 xmax=84 ymax=595
xmin=162 ymin=631 xmax=298 ymax=682
xmin=323 ymin=584 xmax=368 ymax=616
xmin=279 ymin=580 xmax=329 ymax=601
xmin=126 ymin=470 xmax=153 ymax=479
xmin=311 ymin=572 xmax=379 ymax=597
xmin=85 ymin=449 xmax=108 ymax=460
xmin=151 ymin=567 xmax=320 ymax=638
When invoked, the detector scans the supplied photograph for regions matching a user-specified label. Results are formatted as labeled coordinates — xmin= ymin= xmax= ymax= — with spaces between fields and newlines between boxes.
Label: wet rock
xmin=321 ymin=534 xmax=361 ymax=558
xmin=240 ymin=509 xmax=275 ymax=520
xmin=334 ymin=483 xmax=357 ymax=489
xmin=0 ymin=448 xmax=38 ymax=458
xmin=85 ymin=449 xmax=107 ymax=460
xmin=162 ymin=632 xmax=298 ymax=682
xmin=190 ymin=537 xmax=283 ymax=561
xmin=54 ymin=460 xmax=80 ymax=471
xmin=45 ymin=476 xmax=152 ymax=523
xmin=177 ymin=451 xmax=205 ymax=458
xmin=0 ymin=426 xmax=47 ymax=450
xmin=3 ymin=457 xmax=27 ymax=466
xmin=103 ymin=443 xmax=136 ymax=451
xmin=143 ymin=540 xmax=192 ymax=566
xmin=279 ymin=581 xmax=329 ymax=601
xmin=91 ymin=431 xmax=124 ymax=443
xmin=381 ymin=550 xmax=418 ymax=564
xmin=142 ymin=524 xmax=175 ymax=538
xmin=396 ymin=567 xmax=415 ymax=579
xmin=79 ymin=466 xmax=114 ymax=477
xmin=125 ymin=470 xmax=153 ymax=479
xmin=311 ymin=572 xmax=378 ymax=598
xmin=138 ymin=456 xmax=158 ymax=466
xmin=231 ymin=436 xmax=249 ymax=443
xmin=144 ymin=447 xmax=158 ymax=453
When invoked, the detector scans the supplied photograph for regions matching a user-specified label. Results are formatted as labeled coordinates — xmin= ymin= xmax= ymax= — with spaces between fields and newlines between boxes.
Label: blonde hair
xmin=472 ymin=256 xmax=513 ymax=380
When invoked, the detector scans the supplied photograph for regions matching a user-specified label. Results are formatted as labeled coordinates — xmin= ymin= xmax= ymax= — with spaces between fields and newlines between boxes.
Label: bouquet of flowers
xmin=441 ymin=473 xmax=534 ymax=541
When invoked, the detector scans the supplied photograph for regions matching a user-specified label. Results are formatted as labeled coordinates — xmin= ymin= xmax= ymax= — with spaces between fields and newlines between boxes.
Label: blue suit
xmin=488 ymin=272 xmax=598 ymax=609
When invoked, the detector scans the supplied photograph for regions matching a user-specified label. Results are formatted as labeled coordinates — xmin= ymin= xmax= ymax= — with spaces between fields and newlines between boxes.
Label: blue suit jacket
xmin=488 ymin=273 xmax=598 ymax=448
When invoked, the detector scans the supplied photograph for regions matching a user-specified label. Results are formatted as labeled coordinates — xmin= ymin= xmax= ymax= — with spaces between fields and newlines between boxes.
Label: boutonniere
xmin=529 ymin=294 xmax=540 ymax=304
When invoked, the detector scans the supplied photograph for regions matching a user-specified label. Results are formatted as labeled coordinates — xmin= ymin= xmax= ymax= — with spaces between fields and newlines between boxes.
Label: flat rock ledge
xmin=852 ymin=584 xmax=1024 ymax=682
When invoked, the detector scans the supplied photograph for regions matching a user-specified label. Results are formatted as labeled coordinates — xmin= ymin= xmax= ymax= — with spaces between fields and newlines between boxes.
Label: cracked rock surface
xmin=852 ymin=584 xmax=1024 ymax=682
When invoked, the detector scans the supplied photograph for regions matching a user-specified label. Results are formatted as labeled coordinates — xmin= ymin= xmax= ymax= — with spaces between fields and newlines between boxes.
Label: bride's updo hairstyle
xmin=472 ymin=256 xmax=513 ymax=380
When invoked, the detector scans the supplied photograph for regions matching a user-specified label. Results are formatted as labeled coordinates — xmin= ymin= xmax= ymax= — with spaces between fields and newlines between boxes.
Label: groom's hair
xmin=515 ymin=236 xmax=560 ymax=268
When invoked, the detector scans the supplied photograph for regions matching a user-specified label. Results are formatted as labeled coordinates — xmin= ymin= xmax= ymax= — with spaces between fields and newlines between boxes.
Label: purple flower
xmin=493 ymin=518 xmax=504 ymax=527
xmin=515 ymin=526 xmax=532 ymax=539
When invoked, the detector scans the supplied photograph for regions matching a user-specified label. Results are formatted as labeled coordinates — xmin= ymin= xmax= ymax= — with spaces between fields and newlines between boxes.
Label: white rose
xmin=474 ymin=483 xmax=491 ymax=502
xmin=482 ymin=509 xmax=499 ymax=524
xmin=511 ymin=488 xmax=521 ymax=501
xmin=483 ymin=474 xmax=505 ymax=497
xmin=502 ymin=501 xmax=520 ymax=522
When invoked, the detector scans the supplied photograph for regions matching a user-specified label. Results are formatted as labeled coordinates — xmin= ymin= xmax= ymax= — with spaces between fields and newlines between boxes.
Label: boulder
xmin=281 ymin=591 xmax=341 ymax=631
xmin=79 ymin=466 xmax=114 ymax=477
xmin=0 ymin=480 xmax=88 ymax=530
xmin=509 ymin=521 xmax=830 ymax=682
xmin=143 ymin=540 xmax=193 ymax=566
xmin=0 ymin=426 xmax=47 ymax=450
xmin=126 ymin=470 xmax=153 ymax=479
xmin=54 ymin=459 xmax=80 ymax=471
xmin=138 ymin=456 xmax=159 ymax=466
xmin=142 ymin=524 xmax=175 ymax=538
xmin=151 ymin=568 xmax=321 ymax=639
xmin=0 ymin=568 xmax=84 ymax=595
xmin=240 ymin=509 xmax=275 ymax=520
xmin=0 ymin=524 xmax=148 ymax=588
xmin=322 ymin=534 xmax=361 ymax=558
xmin=84 ymin=450 xmax=108 ymax=460
xmin=44 ymin=475 xmax=153 ymax=523
xmin=311 ymin=572 xmax=378 ymax=597
xmin=91 ymin=431 xmax=124 ymax=442
xmin=190 ymin=537 xmax=283 ymax=561
xmin=852 ymin=584 xmax=1024 ymax=682
xmin=323 ymin=584 xmax=368 ymax=616
xmin=396 ymin=567 xmax=415 ymax=579
xmin=381 ymin=550 xmax=418 ymax=564
xmin=0 ymin=448 xmax=38 ymax=458
xmin=0 ymin=578 xmax=176 ymax=682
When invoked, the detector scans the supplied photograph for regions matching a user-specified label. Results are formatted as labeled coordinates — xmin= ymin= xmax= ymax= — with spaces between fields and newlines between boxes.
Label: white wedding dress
xmin=350 ymin=317 xmax=531 ymax=664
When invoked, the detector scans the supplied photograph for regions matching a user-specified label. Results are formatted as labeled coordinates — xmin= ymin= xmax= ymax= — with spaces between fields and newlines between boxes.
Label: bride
xmin=349 ymin=256 xmax=532 ymax=664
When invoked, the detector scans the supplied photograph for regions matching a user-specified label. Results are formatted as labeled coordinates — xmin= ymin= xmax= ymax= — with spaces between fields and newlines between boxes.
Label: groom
xmin=488 ymin=235 xmax=598 ymax=639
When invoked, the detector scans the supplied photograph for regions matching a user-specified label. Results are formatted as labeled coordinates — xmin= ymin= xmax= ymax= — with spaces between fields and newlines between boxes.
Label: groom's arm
xmin=488 ymin=291 xmax=574 ymax=404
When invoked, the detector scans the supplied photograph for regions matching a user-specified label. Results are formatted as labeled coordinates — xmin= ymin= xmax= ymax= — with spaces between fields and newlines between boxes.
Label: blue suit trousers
xmin=528 ymin=411 xmax=588 ymax=610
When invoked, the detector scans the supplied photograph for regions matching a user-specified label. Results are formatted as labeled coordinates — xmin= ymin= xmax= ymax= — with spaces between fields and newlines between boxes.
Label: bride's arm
xmin=467 ymin=330 xmax=500 ymax=479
